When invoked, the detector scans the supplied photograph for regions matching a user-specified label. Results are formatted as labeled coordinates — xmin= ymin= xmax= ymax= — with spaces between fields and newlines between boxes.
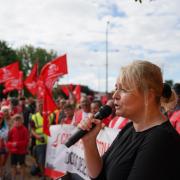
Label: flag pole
xmin=105 ymin=21 xmax=110 ymax=94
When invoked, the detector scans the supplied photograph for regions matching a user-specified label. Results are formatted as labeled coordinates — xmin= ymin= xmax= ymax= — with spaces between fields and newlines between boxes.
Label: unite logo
xmin=2 ymin=68 xmax=12 ymax=79
xmin=26 ymin=82 xmax=36 ymax=88
xmin=47 ymin=64 xmax=58 ymax=77
xmin=11 ymin=79 xmax=19 ymax=86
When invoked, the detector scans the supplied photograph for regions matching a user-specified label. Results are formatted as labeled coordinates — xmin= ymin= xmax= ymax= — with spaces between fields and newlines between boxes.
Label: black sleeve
xmin=127 ymin=129 xmax=180 ymax=180
xmin=91 ymin=123 xmax=133 ymax=180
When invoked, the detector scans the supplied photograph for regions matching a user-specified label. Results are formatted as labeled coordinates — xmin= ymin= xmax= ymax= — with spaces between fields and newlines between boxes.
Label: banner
xmin=45 ymin=125 xmax=119 ymax=180
xmin=24 ymin=63 xmax=38 ymax=96
xmin=3 ymin=71 xmax=23 ymax=93
xmin=73 ymin=85 xmax=81 ymax=103
xmin=0 ymin=62 xmax=19 ymax=84
xmin=39 ymin=54 xmax=68 ymax=92
xmin=42 ymin=86 xmax=57 ymax=135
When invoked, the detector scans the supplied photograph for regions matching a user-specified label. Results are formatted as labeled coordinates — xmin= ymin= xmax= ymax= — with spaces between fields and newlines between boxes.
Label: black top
xmin=92 ymin=121 xmax=180 ymax=180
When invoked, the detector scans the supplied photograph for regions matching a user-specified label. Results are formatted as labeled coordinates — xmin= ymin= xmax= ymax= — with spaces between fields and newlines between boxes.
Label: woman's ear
xmin=148 ymin=89 xmax=157 ymax=104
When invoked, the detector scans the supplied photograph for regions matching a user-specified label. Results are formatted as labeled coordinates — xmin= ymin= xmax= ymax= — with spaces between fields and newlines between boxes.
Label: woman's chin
xmin=115 ymin=110 xmax=123 ymax=117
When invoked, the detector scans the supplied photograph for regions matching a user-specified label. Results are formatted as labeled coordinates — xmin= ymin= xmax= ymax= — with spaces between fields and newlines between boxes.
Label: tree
xmin=16 ymin=45 xmax=57 ymax=77
xmin=165 ymin=80 xmax=174 ymax=87
xmin=15 ymin=45 xmax=57 ymax=97
xmin=0 ymin=41 xmax=20 ymax=99
xmin=0 ymin=41 xmax=19 ymax=67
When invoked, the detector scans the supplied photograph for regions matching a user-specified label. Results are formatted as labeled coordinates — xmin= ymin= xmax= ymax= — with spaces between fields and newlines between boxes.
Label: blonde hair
xmin=119 ymin=60 xmax=163 ymax=103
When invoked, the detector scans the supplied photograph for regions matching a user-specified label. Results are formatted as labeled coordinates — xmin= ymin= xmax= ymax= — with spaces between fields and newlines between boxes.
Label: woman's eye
xmin=121 ymin=88 xmax=127 ymax=93
xmin=115 ymin=88 xmax=129 ymax=94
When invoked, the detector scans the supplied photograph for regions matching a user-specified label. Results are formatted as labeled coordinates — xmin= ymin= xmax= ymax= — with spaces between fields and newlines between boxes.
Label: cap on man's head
xmin=1 ymin=105 xmax=10 ymax=112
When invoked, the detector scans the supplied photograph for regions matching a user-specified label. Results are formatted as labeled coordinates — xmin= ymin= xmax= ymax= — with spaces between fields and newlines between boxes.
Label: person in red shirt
xmin=90 ymin=100 xmax=102 ymax=115
xmin=108 ymin=116 xmax=129 ymax=130
xmin=169 ymin=83 xmax=180 ymax=134
xmin=10 ymin=98 xmax=22 ymax=116
xmin=6 ymin=114 xmax=29 ymax=180
xmin=0 ymin=111 xmax=9 ymax=179
xmin=102 ymin=99 xmax=116 ymax=126
xmin=61 ymin=104 xmax=75 ymax=125
xmin=72 ymin=95 xmax=91 ymax=126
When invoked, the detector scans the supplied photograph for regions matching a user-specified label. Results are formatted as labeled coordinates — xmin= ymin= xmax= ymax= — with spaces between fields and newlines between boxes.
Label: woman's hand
xmin=78 ymin=114 xmax=104 ymax=178
xmin=77 ymin=114 xmax=103 ymax=144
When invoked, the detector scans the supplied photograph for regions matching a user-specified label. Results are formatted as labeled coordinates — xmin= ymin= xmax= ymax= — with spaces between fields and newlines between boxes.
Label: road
xmin=4 ymin=154 xmax=51 ymax=180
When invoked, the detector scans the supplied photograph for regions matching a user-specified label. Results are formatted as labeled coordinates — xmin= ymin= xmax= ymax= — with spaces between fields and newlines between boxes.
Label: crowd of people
xmin=0 ymin=61 xmax=179 ymax=180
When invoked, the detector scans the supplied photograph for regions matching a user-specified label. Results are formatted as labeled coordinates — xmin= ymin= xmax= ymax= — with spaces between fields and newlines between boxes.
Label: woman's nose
xmin=113 ymin=90 xmax=119 ymax=99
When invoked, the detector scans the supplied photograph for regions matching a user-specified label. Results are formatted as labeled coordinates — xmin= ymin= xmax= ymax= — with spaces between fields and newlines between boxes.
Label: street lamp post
xmin=105 ymin=21 xmax=110 ymax=94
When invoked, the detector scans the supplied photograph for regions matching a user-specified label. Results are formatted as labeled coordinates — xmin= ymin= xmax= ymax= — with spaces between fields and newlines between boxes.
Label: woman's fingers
xmin=78 ymin=118 xmax=101 ymax=131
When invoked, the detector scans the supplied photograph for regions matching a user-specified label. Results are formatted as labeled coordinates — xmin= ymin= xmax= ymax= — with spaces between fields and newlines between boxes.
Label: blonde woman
xmin=78 ymin=60 xmax=180 ymax=180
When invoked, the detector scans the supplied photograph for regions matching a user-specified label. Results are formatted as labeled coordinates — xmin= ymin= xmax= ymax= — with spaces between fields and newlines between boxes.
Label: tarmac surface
xmin=4 ymin=154 xmax=52 ymax=180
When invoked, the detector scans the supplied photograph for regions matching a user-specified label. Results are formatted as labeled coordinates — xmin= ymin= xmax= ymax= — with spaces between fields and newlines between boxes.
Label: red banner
xmin=0 ymin=62 xmax=19 ymax=84
xmin=24 ymin=63 xmax=38 ymax=96
xmin=73 ymin=85 xmax=81 ymax=103
xmin=3 ymin=71 xmax=23 ymax=94
xmin=39 ymin=54 xmax=68 ymax=92
xmin=42 ymin=85 xmax=57 ymax=136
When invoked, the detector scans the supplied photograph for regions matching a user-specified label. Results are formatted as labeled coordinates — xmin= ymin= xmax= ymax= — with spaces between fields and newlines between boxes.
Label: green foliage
xmin=0 ymin=40 xmax=57 ymax=98
xmin=165 ymin=80 xmax=174 ymax=87
xmin=0 ymin=41 xmax=20 ymax=99
xmin=16 ymin=45 xmax=57 ymax=97
xmin=16 ymin=45 xmax=57 ymax=77
xmin=0 ymin=41 xmax=19 ymax=66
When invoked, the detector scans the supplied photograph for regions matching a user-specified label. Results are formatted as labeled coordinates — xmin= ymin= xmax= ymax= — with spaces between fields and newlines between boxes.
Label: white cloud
xmin=0 ymin=0 xmax=179 ymax=92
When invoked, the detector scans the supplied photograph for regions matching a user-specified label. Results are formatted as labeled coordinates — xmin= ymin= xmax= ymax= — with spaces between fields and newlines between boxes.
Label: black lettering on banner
xmin=64 ymin=151 xmax=88 ymax=177
xmin=69 ymin=152 xmax=74 ymax=164
xmin=64 ymin=151 xmax=70 ymax=164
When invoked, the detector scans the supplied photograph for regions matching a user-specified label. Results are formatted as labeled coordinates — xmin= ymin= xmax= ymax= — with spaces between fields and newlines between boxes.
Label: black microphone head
xmin=94 ymin=105 xmax=112 ymax=120
xmin=65 ymin=105 xmax=112 ymax=148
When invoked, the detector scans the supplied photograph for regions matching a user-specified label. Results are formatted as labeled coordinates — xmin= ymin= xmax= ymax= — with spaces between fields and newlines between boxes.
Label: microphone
xmin=65 ymin=105 xmax=112 ymax=148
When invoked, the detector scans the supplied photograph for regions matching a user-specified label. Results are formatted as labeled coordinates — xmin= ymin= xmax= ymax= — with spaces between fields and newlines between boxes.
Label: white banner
xmin=45 ymin=124 xmax=119 ymax=180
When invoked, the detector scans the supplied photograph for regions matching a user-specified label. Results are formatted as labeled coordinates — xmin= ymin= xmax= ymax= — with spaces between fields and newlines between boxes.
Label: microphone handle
xmin=65 ymin=124 xmax=96 ymax=148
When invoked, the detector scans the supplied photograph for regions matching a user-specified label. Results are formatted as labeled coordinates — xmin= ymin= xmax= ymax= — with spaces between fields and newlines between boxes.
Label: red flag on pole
xmin=3 ymin=71 xmax=23 ymax=94
xmin=24 ymin=63 xmax=38 ymax=96
xmin=0 ymin=62 xmax=19 ymax=84
xmin=61 ymin=85 xmax=70 ymax=97
xmin=39 ymin=54 xmax=68 ymax=92
xmin=73 ymin=85 xmax=81 ymax=103
xmin=36 ymin=80 xmax=45 ymax=100
xmin=42 ymin=85 xmax=57 ymax=136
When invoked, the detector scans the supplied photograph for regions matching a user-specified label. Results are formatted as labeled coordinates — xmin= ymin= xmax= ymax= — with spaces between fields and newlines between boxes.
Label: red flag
xmin=61 ymin=84 xmax=74 ymax=97
xmin=42 ymin=86 xmax=57 ymax=136
xmin=101 ymin=95 xmax=108 ymax=105
xmin=69 ymin=83 xmax=73 ymax=91
xmin=3 ymin=71 xmax=23 ymax=93
xmin=36 ymin=80 xmax=45 ymax=100
xmin=73 ymin=85 xmax=81 ymax=103
xmin=18 ymin=71 xmax=23 ymax=90
xmin=39 ymin=54 xmax=68 ymax=92
xmin=61 ymin=85 xmax=70 ymax=97
xmin=0 ymin=62 xmax=19 ymax=84
xmin=24 ymin=64 xmax=38 ymax=96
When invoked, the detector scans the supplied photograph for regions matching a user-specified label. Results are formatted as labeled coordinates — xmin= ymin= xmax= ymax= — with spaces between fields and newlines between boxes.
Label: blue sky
xmin=0 ymin=0 xmax=179 ymax=92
